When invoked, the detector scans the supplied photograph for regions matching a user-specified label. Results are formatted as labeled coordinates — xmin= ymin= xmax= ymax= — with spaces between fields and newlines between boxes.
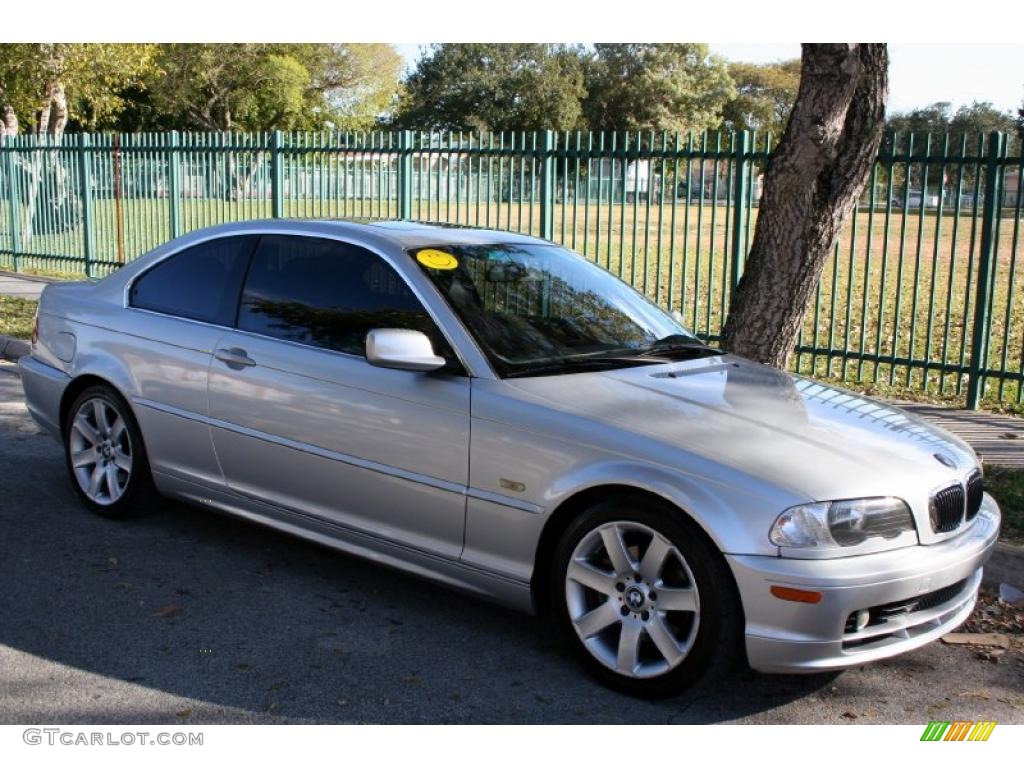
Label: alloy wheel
xmin=69 ymin=397 xmax=134 ymax=505
xmin=565 ymin=520 xmax=700 ymax=679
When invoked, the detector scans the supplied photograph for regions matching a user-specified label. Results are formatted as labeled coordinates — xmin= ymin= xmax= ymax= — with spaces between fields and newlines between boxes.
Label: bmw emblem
xmin=933 ymin=452 xmax=957 ymax=469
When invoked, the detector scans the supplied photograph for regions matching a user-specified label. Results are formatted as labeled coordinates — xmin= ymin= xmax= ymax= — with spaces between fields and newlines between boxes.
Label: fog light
xmin=855 ymin=609 xmax=870 ymax=631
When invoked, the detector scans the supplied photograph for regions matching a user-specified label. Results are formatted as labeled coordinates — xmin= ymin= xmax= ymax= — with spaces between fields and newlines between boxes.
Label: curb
xmin=0 ymin=269 xmax=59 ymax=284
xmin=984 ymin=542 xmax=1024 ymax=592
xmin=0 ymin=335 xmax=29 ymax=363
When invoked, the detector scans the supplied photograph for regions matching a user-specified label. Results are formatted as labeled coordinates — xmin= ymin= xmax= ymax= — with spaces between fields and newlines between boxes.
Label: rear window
xmin=130 ymin=236 xmax=257 ymax=325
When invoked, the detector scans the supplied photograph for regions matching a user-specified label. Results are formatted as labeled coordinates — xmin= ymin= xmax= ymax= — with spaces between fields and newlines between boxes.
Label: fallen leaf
xmin=975 ymin=649 xmax=1006 ymax=663
xmin=176 ymin=707 xmax=192 ymax=718
xmin=157 ymin=604 xmax=183 ymax=619
xmin=959 ymin=690 xmax=992 ymax=700
xmin=999 ymin=583 xmax=1024 ymax=606
xmin=942 ymin=632 xmax=1010 ymax=648
xmin=841 ymin=711 xmax=858 ymax=720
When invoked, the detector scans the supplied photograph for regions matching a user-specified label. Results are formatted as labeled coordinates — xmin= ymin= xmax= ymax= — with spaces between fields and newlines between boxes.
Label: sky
xmin=396 ymin=43 xmax=1024 ymax=115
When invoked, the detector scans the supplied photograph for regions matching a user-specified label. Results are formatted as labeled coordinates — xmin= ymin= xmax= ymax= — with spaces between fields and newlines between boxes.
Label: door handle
xmin=214 ymin=347 xmax=256 ymax=369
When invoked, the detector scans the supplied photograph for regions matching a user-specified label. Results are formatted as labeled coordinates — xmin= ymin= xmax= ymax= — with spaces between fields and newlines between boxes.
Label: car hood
xmin=503 ymin=354 xmax=979 ymax=504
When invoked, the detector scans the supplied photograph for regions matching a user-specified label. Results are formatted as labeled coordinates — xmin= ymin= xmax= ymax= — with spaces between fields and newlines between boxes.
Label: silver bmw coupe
xmin=20 ymin=220 xmax=1000 ymax=696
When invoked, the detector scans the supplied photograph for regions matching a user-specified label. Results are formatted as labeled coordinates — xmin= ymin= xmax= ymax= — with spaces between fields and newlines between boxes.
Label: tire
xmin=63 ymin=384 xmax=160 ymax=519
xmin=550 ymin=495 xmax=743 ymax=698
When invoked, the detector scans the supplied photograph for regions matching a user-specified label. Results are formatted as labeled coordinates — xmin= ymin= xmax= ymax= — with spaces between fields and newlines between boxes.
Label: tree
xmin=721 ymin=59 xmax=801 ymax=138
xmin=314 ymin=44 xmax=405 ymax=130
xmin=720 ymin=44 xmax=888 ymax=368
xmin=886 ymin=101 xmax=953 ymax=137
xmin=148 ymin=44 xmax=402 ymax=132
xmin=1018 ymin=93 xmax=1024 ymax=147
xmin=0 ymin=44 xmax=157 ymax=243
xmin=949 ymin=101 xmax=1017 ymax=149
xmin=887 ymin=100 xmax=1017 ymax=147
xmin=0 ymin=43 xmax=156 ymax=139
xmin=394 ymin=44 xmax=586 ymax=132
xmin=582 ymin=44 xmax=734 ymax=133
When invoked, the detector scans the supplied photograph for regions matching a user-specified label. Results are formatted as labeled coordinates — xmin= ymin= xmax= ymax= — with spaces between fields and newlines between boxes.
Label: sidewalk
xmin=0 ymin=271 xmax=55 ymax=300
xmin=895 ymin=401 xmax=1024 ymax=469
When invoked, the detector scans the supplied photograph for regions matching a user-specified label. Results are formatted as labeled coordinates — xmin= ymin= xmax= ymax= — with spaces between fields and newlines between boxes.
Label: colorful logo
xmin=415 ymin=249 xmax=459 ymax=270
xmin=920 ymin=721 xmax=996 ymax=741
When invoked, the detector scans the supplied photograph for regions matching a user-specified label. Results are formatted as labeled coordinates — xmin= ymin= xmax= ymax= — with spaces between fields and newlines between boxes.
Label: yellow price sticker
xmin=416 ymin=249 xmax=459 ymax=270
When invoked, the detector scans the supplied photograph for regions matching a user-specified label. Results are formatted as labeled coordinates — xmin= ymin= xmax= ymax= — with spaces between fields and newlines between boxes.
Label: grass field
xmin=2 ymin=197 xmax=1022 ymax=411
xmin=0 ymin=296 xmax=36 ymax=339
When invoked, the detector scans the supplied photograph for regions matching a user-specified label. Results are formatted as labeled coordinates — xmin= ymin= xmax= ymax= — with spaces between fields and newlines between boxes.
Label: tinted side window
xmin=130 ymin=236 xmax=257 ymax=325
xmin=238 ymin=236 xmax=447 ymax=358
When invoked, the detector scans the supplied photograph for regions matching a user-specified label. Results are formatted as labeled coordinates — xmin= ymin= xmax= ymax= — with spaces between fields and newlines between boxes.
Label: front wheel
xmin=550 ymin=496 xmax=743 ymax=697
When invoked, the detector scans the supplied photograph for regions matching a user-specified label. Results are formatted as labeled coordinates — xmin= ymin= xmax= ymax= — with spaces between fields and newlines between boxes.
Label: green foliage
xmin=886 ymin=101 xmax=954 ymax=137
xmin=887 ymin=100 xmax=1019 ymax=150
xmin=395 ymin=44 xmax=586 ymax=132
xmin=720 ymin=59 xmax=800 ymax=138
xmin=582 ymin=44 xmax=735 ymax=134
xmin=986 ymin=467 xmax=1024 ymax=544
xmin=0 ymin=43 xmax=157 ymax=132
xmin=314 ymin=44 xmax=406 ymax=130
xmin=148 ymin=44 xmax=401 ymax=132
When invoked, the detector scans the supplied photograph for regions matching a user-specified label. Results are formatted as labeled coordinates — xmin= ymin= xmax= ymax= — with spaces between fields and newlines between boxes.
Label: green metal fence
xmin=1 ymin=129 xmax=1022 ymax=409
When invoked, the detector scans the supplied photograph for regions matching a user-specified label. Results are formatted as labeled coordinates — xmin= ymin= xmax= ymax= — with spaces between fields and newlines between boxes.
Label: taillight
xmin=31 ymin=314 xmax=39 ymax=346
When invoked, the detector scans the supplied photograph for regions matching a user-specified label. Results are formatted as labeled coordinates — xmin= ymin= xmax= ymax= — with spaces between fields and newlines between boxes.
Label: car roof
xmin=254 ymin=218 xmax=549 ymax=250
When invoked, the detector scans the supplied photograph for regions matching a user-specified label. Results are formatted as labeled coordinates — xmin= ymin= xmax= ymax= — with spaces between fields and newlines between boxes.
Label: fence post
xmin=3 ymin=136 xmax=22 ymax=269
xmin=730 ymin=130 xmax=750 ymax=289
xmin=539 ymin=129 xmax=555 ymax=240
xmin=965 ymin=131 xmax=1004 ymax=410
xmin=398 ymin=130 xmax=413 ymax=220
xmin=271 ymin=130 xmax=284 ymax=218
xmin=168 ymin=131 xmax=182 ymax=238
xmin=77 ymin=133 xmax=95 ymax=278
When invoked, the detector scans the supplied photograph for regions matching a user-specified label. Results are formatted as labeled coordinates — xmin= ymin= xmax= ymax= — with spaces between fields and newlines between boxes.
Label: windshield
xmin=412 ymin=242 xmax=712 ymax=377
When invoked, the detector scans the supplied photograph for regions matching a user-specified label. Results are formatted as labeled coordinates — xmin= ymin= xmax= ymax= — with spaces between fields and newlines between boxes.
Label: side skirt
xmin=152 ymin=470 xmax=535 ymax=614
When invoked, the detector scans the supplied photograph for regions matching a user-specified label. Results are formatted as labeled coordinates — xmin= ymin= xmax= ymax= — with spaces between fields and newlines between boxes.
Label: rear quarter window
xmin=130 ymin=236 xmax=257 ymax=325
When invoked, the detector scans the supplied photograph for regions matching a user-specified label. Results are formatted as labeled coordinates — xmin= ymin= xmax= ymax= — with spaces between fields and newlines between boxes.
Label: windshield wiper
xmin=505 ymin=355 xmax=664 ymax=378
xmin=637 ymin=336 xmax=724 ymax=359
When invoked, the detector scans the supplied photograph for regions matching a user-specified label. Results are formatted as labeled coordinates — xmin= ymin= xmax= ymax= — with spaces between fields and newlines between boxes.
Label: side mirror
xmin=365 ymin=329 xmax=446 ymax=372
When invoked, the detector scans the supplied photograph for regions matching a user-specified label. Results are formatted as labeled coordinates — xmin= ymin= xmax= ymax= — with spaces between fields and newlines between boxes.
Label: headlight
xmin=769 ymin=497 xmax=915 ymax=548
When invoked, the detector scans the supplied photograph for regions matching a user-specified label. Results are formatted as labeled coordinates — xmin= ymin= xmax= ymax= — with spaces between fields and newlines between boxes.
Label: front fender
xmin=542 ymin=458 xmax=782 ymax=557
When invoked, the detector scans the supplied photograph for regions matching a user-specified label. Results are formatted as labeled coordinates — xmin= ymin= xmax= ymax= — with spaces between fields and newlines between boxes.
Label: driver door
xmin=206 ymin=234 xmax=470 ymax=559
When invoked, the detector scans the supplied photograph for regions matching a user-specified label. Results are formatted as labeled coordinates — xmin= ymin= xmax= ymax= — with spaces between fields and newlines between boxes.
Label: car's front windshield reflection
xmin=412 ymin=242 xmax=715 ymax=377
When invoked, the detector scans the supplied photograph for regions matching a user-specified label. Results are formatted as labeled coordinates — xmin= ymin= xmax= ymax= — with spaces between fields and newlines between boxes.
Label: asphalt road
xmin=0 ymin=361 xmax=1021 ymax=724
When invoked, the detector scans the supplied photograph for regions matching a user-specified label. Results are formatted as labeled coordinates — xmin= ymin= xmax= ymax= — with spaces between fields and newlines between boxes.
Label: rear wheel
xmin=64 ymin=384 xmax=159 ymax=518
xmin=550 ymin=496 xmax=743 ymax=697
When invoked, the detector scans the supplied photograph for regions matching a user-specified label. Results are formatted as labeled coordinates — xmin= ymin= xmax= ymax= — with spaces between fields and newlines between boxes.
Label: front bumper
xmin=728 ymin=494 xmax=1000 ymax=674
xmin=18 ymin=354 xmax=70 ymax=438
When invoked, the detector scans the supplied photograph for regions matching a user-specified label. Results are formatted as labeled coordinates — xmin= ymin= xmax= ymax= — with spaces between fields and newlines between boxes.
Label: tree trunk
xmin=37 ymin=84 xmax=54 ymax=136
xmin=1 ymin=104 xmax=17 ymax=137
xmin=48 ymin=81 xmax=68 ymax=139
xmin=720 ymin=44 xmax=888 ymax=368
xmin=25 ymin=77 xmax=75 ymax=241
